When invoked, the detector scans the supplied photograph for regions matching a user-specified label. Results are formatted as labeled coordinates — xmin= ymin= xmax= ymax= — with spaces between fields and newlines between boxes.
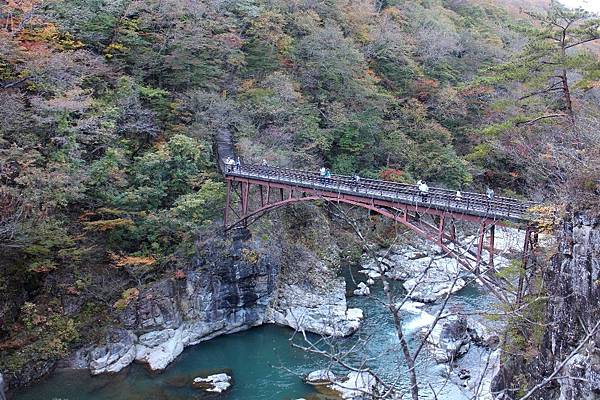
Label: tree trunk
xmin=560 ymin=29 xmax=575 ymax=126
xmin=383 ymin=279 xmax=419 ymax=400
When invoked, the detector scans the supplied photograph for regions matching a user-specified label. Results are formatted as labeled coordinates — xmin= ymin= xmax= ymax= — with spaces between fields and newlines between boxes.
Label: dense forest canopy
xmin=0 ymin=0 xmax=599 ymax=380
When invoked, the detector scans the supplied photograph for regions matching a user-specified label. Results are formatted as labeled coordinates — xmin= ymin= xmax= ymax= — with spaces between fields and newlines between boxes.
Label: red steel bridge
xmin=223 ymin=164 xmax=539 ymax=302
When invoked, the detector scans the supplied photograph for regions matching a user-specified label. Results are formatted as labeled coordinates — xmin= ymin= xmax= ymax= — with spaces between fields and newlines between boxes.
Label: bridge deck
xmin=225 ymin=165 xmax=536 ymax=224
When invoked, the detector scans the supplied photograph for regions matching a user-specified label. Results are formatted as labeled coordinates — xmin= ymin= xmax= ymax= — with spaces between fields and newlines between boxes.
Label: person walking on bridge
xmin=235 ymin=157 xmax=241 ymax=172
xmin=261 ymin=159 xmax=268 ymax=167
xmin=486 ymin=187 xmax=495 ymax=210
xmin=224 ymin=157 xmax=235 ymax=173
xmin=319 ymin=167 xmax=326 ymax=184
xmin=417 ymin=179 xmax=429 ymax=202
xmin=353 ymin=174 xmax=361 ymax=191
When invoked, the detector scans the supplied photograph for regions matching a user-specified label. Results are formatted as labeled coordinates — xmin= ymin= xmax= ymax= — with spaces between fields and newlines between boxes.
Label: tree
xmin=484 ymin=1 xmax=600 ymax=126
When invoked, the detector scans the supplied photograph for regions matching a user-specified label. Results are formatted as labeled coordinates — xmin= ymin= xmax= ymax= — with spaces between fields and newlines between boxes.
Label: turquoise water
xmin=13 ymin=266 xmax=494 ymax=400
xmin=13 ymin=325 xmax=322 ymax=400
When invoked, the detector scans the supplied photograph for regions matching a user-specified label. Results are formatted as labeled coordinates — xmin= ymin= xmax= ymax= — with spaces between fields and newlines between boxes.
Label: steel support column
xmin=475 ymin=223 xmax=486 ymax=273
xmin=450 ymin=219 xmax=456 ymax=242
xmin=488 ymin=224 xmax=495 ymax=268
xmin=438 ymin=216 xmax=445 ymax=246
xmin=260 ymin=185 xmax=264 ymax=207
xmin=517 ymin=227 xmax=532 ymax=303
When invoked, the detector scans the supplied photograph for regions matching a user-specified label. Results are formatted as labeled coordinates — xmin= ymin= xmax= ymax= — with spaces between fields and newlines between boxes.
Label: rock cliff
xmin=493 ymin=212 xmax=600 ymax=399
xmin=70 ymin=215 xmax=361 ymax=375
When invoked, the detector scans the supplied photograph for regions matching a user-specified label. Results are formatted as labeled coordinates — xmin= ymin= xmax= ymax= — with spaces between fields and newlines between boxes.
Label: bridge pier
xmin=475 ymin=223 xmax=486 ymax=274
xmin=488 ymin=224 xmax=495 ymax=268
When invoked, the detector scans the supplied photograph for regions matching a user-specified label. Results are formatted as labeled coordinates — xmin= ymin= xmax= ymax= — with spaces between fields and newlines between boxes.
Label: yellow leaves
xmin=58 ymin=32 xmax=84 ymax=50
xmin=83 ymin=218 xmax=134 ymax=232
xmin=241 ymin=248 xmax=259 ymax=264
xmin=240 ymin=79 xmax=255 ymax=92
xmin=355 ymin=26 xmax=371 ymax=45
xmin=113 ymin=287 xmax=140 ymax=310
xmin=104 ymin=42 xmax=128 ymax=59
xmin=528 ymin=204 xmax=561 ymax=234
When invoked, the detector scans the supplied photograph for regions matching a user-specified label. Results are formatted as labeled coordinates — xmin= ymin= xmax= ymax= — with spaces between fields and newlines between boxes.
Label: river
xmin=13 ymin=265 xmax=496 ymax=400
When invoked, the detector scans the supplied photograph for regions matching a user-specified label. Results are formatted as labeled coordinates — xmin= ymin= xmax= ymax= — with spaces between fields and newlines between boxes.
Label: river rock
xmin=327 ymin=371 xmax=379 ymax=399
xmin=89 ymin=329 xmax=137 ymax=375
xmin=425 ymin=315 xmax=471 ymax=363
xmin=403 ymin=275 xmax=466 ymax=303
xmin=353 ymin=282 xmax=370 ymax=296
xmin=306 ymin=369 xmax=337 ymax=384
xmin=192 ymin=373 xmax=232 ymax=393
xmin=268 ymin=275 xmax=361 ymax=337
xmin=466 ymin=316 xmax=499 ymax=346
xmin=135 ymin=328 xmax=185 ymax=371
xmin=363 ymin=243 xmax=467 ymax=303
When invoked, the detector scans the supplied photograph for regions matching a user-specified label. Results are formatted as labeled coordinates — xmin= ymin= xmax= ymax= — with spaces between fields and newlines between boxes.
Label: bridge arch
xmin=223 ymin=165 xmax=538 ymax=304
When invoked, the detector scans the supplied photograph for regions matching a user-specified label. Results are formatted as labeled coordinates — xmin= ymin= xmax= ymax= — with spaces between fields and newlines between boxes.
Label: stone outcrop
xmin=267 ymin=276 xmax=362 ymax=337
xmin=89 ymin=329 xmax=137 ymax=375
xmin=425 ymin=315 xmax=471 ymax=363
xmin=493 ymin=212 xmax=600 ymax=399
xmin=309 ymin=369 xmax=381 ymax=400
xmin=327 ymin=371 xmax=380 ymax=400
xmin=192 ymin=373 xmax=232 ymax=393
xmin=360 ymin=242 xmax=467 ymax=303
xmin=305 ymin=369 xmax=336 ymax=384
xmin=76 ymin=225 xmax=361 ymax=374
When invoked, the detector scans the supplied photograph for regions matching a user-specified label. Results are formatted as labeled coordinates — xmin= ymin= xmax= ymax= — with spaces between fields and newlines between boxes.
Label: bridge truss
xmin=224 ymin=165 xmax=539 ymax=302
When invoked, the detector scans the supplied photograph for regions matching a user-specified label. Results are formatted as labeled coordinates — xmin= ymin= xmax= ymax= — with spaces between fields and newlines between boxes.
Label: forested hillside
xmin=1 ymin=0 xmax=599 ymax=390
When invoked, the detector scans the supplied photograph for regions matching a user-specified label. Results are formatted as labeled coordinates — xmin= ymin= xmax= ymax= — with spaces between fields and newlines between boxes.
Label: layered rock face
xmin=542 ymin=212 xmax=600 ymax=399
xmin=74 ymin=225 xmax=361 ymax=375
xmin=493 ymin=212 xmax=600 ymax=399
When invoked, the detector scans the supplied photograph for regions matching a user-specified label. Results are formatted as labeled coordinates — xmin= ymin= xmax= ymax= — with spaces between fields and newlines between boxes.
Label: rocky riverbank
xmin=351 ymin=227 xmax=525 ymax=399
xmin=4 ymin=215 xmax=527 ymax=400
xmin=60 ymin=216 xmax=364 ymax=378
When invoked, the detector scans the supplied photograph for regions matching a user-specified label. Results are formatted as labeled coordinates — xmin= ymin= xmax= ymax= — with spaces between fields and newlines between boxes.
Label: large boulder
xmin=89 ymin=329 xmax=137 ymax=375
xmin=403 ymin=275 xmax=466 ymax=303
xmin=327 ymin=371 xmax=380 ymax=399
xmin=353 ymin=282 xmax=370 ymax=296
xmin=192 ymin=373 xmax=232 ymax=393
xmin=306 ymin=369 xmax=337 ymax=384
xmin=425 ymin=316 xmax=471 ymax=363
xmin=362 ymin=243 xmax=467 ymax=303
xmin=268 ymin=275 xmax=362 ymax=337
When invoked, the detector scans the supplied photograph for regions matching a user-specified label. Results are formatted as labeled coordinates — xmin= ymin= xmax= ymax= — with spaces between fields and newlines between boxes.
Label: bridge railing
xmin=225 ymin=164 xmax=536 ymax=222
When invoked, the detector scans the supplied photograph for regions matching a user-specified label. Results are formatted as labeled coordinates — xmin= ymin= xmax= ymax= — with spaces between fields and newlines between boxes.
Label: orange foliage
xmin=1 ymin=0 xmax=51 ymax=37
xmin=379 ymin=168 xmax=405 ymax=183
xmin=412 ymin=79 xmax=440 ymax=102
xmin=110 ymin=253 xmax=156 ymax=268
